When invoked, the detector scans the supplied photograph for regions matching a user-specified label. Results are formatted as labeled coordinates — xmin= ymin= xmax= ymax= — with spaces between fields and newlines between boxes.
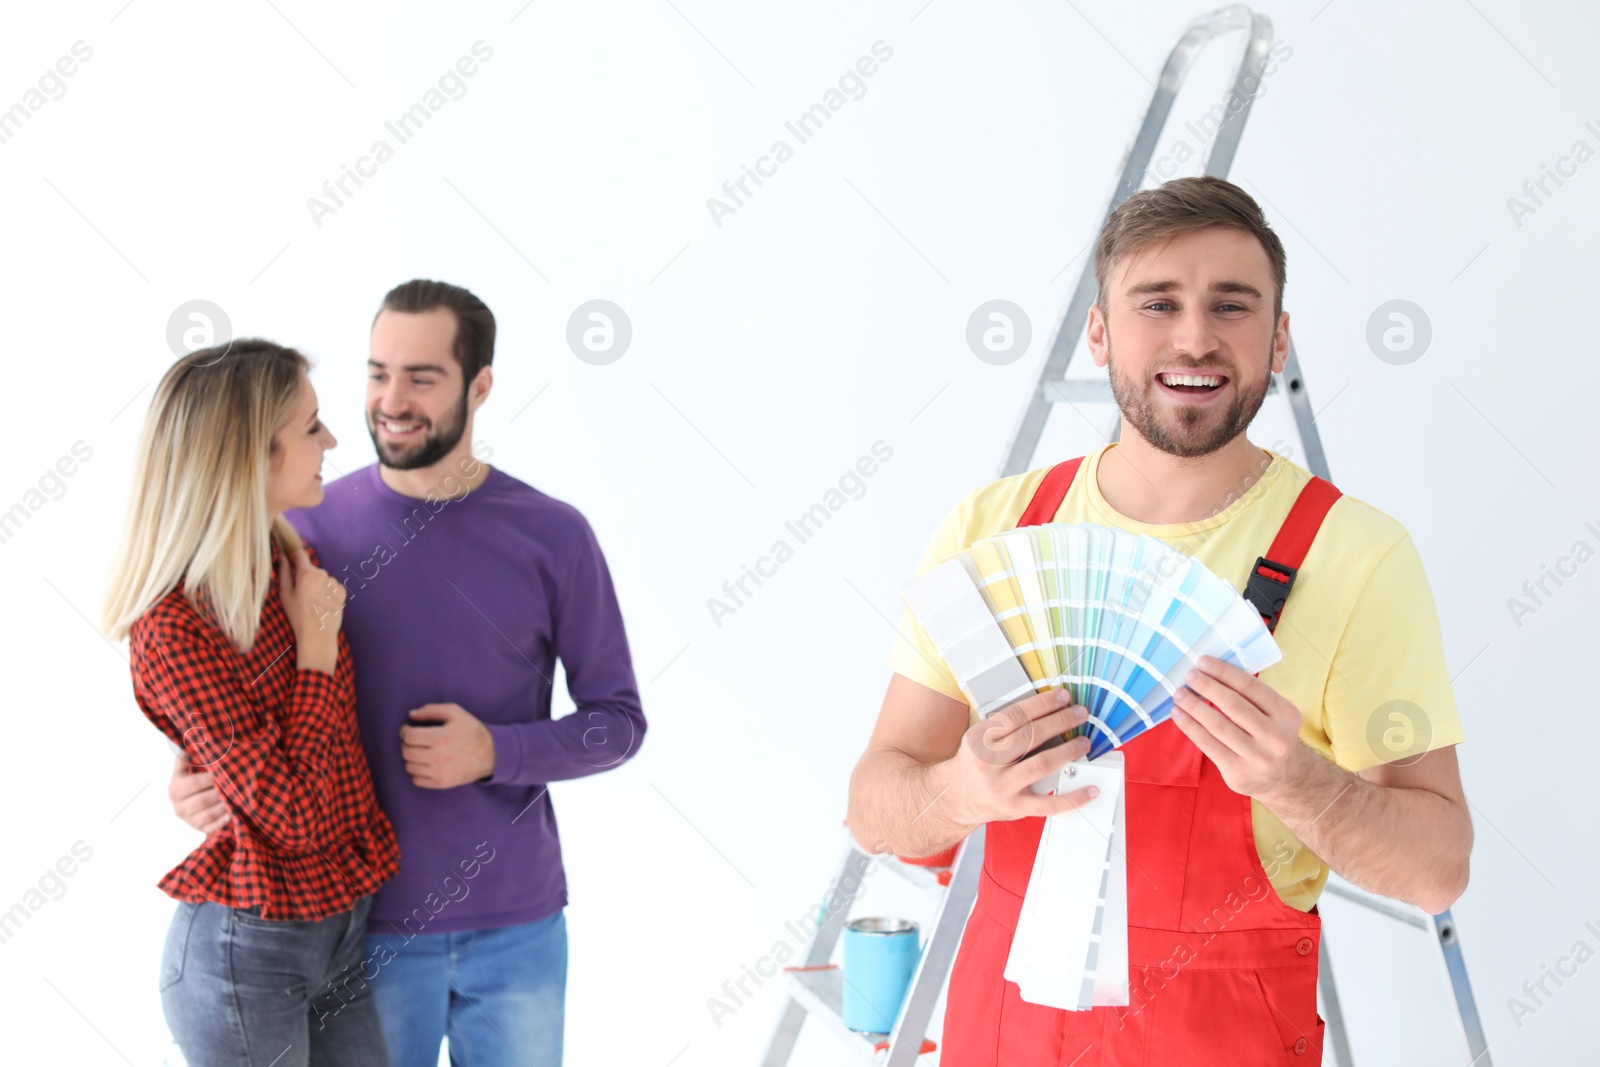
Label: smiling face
xmin=367 ymin=307 xmax=475 ymax=470
xmin=1089 ymin=226 xmax=1288 ymax=459
xmin=266 ymin=370 xmax=336 ymax=515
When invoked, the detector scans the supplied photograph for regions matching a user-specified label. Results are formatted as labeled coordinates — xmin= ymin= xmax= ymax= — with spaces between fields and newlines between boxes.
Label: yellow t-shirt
xmin=885 ymin=442 xmax=1465 ymax=911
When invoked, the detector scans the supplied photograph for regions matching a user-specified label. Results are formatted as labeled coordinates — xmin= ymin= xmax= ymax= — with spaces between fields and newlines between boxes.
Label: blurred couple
xmin=101 ymin=280 xmax=647 ymax=1066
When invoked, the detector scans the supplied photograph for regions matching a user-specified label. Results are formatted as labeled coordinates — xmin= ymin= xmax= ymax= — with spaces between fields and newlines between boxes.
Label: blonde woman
xmin=104 ymin=339 xmax=399 ymax=1065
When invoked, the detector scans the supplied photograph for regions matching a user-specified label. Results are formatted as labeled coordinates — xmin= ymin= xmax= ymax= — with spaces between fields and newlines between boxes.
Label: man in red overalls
xmin=848 ymin=176 xmax=1473 ymax=1065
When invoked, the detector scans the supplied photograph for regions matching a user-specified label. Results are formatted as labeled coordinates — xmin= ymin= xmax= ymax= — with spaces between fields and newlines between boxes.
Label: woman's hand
xmin=168 ymin=751 xmax=230 ymax=835
xmin=278 ymin=542 xmax=345 ymax=675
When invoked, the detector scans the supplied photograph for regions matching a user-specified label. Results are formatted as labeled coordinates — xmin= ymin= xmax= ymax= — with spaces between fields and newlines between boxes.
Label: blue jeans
xmin=160 ymin=896 xmax=388 ymax=1066
xmin=363 ymin=909 xmax=567 ymax=1067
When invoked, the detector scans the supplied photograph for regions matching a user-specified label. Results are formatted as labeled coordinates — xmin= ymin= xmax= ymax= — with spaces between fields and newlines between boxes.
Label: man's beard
xmin=368 ymin=386 xmax=469 ymax=471
xmin=1106 ymin=332 xmax=1271 ymax=459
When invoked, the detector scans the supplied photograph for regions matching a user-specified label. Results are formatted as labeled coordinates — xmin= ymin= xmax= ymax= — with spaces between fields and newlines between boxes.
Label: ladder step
xmin=781 ymin=965 xmax=893 ymax=1058
xmin=761 ymin=839 xmax=981 ymax=1066
xmin=881 ymin=856 xmax=953 ymax=893
xmin=779 ymin=966 xmax=940 ymax=1061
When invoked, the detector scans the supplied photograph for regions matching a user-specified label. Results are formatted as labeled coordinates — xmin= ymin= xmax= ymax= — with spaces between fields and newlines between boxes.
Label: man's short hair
xmin=377 ymin=279 xmax=496 ymax=384
xmin=1094 ymin=176 xmax=1287 ymax=322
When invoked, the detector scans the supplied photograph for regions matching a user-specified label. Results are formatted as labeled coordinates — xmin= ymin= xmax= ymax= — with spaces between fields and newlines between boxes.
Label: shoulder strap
xmin=1015 ymin=457 xmax=1085 ymax=527
xmin=1245 ymin=476 xmax=1342 ymax=634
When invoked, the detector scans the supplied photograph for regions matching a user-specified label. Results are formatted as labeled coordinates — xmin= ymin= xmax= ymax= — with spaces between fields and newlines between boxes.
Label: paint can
xmin=842 ymin=917 xmax=922 ymax=1033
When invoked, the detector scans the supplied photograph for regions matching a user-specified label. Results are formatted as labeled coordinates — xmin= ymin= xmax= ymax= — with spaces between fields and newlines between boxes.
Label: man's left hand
xmin=400 ymin=703 xmax=497 ymax=789
xmin=1171 ymin=655 xmax=1314 ymax=801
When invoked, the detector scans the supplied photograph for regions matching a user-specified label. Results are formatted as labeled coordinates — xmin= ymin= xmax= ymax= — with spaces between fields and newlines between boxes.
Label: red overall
xmin=942 ymin=456 xmax=1343 ymax=1066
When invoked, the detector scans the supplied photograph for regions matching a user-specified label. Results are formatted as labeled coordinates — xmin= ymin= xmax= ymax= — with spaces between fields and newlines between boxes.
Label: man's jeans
xmin=160 ymin=896 xmax=388 ymax=1066
xmin=364 ymin=908 xmax=567 ymax=1067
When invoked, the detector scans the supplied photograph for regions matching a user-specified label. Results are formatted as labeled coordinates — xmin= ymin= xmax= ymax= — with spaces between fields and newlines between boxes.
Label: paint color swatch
xmin=902 ymin=523 xmax=1282 ymax=759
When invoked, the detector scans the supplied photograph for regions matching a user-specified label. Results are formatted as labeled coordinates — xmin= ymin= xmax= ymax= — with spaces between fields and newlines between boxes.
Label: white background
xmin=1 ymin=1 xmax=1596 ymax=1064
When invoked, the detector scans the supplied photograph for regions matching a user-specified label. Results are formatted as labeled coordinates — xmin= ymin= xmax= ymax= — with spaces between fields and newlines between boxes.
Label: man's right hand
xmin=940 ymin=687 xmax=1099 ymax=827
xmin=168 ymin=752 xmax=229 ymax=835
xmin=847 ymin=675 xmax=1101 ymax=860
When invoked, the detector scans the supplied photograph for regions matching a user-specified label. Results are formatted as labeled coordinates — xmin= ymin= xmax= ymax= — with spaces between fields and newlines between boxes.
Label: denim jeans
xmin=160 ymin=896 xmax=388 ymax=1066
xmin=363 ymin=909 xmax=567 ymax=1067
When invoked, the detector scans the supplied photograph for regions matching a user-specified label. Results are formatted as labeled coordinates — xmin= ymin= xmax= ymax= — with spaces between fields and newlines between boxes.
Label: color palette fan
xmin=900 ymin=522 xmax=1283 ymax=760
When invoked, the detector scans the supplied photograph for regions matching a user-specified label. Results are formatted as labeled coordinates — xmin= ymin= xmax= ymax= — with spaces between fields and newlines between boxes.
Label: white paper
xmin=1003 ymin=752 xmax=1128 ymax=1010
xmin=1091 ymin=770 xmax=1129 ymax=1006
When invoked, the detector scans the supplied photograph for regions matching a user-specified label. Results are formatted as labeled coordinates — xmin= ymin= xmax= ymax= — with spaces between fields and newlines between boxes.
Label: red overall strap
xmin=1016 ymin=456 xmax=1084 ymax=527
xmin=1244 ymin=475 xmax=1342 ymax=634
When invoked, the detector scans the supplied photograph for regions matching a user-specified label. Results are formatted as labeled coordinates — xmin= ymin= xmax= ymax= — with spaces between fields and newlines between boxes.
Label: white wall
xmin=1 ymin=1 xmax=1595 ymax=1064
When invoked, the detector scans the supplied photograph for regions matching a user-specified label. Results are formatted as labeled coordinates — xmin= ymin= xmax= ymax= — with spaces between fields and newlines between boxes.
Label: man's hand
xmin=168 ymin=752 xmax=230 ymax=835
xmin=1172 ymin=655 xmax=1473 ymax=914
xmin=400 ymin=703 xmax=497 ymax=789
xmin=939 ymin=688 xmax=1101 ymax=828
xmin=848 ymin=675 xmax=1102 ymax=861
xmin=1170 ymin=654 xmax=1314 ymax=801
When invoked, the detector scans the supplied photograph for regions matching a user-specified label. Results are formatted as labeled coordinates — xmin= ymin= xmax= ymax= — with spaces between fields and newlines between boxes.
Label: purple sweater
xmin=285 ymin=463 xmax=645 ymax=934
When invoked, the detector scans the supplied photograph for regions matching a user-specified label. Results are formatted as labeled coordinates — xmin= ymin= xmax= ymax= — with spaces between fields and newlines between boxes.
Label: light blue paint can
xmin=842 ymin=917 xmax=922 ymax=1033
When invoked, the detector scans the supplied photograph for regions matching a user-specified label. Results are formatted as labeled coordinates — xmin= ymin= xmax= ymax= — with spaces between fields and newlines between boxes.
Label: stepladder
xmin=763 ymin=3 xmax=1489 ymax=1065
xmin=760 ymin=829 xmax=986 ymax=1067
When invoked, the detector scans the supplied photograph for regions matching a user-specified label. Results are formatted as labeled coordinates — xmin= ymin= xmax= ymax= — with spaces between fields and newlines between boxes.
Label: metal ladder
xmin=761 ymin=5 xmax=1489 ymax=1066
xmin=760 ymin=832 xmax=985 ymax=1067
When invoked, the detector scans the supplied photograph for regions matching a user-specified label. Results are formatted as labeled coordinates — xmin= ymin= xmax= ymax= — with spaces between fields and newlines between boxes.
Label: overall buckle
xmin=1245 ymin=556 xmax=1297 ymax=634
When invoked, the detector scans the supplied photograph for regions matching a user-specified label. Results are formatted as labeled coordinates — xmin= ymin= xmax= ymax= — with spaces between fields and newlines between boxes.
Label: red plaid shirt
xmin=129 ymin=539 xmax=400 ymax=920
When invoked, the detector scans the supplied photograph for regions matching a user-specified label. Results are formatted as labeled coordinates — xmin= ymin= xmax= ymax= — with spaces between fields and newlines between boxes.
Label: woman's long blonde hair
xmin=102 ymin=339 xmax=311 ymax=652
